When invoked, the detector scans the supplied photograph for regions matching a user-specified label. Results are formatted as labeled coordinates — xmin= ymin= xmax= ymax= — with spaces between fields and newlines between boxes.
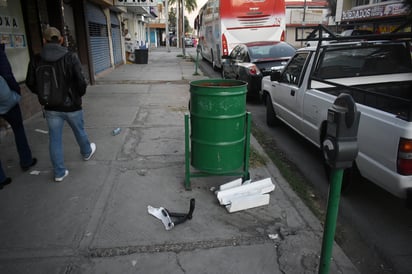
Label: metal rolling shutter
xmin=86 ymin=2 xmax=110 ymax=74
xmin=110 ymin=12 xmax=122 ymax=65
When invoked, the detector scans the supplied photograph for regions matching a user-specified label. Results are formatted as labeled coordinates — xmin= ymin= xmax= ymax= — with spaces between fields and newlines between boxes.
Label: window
xmin=355 ymin=0 xmax=370 ymax=6
xmin=281 ymin=53 xmax=309 ymax=86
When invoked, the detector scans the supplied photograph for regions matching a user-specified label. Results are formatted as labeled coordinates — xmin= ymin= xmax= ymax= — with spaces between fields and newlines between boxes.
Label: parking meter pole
xmin=318 ymin=168 xmax=344 ymax=274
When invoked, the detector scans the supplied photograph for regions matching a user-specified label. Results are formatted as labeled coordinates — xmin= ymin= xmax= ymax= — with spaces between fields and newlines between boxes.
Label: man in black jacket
xmin=26 ymin=27 xmax=96 ymax=182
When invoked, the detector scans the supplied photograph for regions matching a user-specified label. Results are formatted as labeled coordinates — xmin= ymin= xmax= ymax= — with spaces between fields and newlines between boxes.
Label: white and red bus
xmin=194 ymin=0 xmax=286 ymax=70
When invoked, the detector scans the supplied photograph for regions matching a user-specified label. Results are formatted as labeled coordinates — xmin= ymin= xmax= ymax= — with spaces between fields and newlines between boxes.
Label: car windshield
xmin=248 ymin=44 xmax=295 ymax=59
xmin=314 ymin=43 xmax=412 ymax=78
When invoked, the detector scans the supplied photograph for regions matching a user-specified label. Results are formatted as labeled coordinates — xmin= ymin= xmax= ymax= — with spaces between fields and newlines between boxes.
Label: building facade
xmin=285 ymin=1 xmax=333 ymax=47
xmin=0 ymin=0 xmax=159 ymax=129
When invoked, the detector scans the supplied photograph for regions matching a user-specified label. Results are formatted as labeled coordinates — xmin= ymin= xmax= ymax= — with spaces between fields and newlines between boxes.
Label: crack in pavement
xmin=88 ymin=235 xmax=270 ymax=258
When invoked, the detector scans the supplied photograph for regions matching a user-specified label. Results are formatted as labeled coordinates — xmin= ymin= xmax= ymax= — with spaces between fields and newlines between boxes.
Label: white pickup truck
xmin=261 ymin=33 xmax=412 ymax=205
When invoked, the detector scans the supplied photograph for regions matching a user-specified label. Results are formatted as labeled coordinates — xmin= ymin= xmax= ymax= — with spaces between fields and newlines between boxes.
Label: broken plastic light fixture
xmin=148 ymin=198 xmax=195 ymax=230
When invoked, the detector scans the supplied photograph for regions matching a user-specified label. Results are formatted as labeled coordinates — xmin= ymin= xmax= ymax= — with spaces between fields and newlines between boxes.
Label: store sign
xmin=115 ymin=0 xmax=157 ymax=7
xmin=342 ymin=3 xmax=408 ymax=21
xmin=0 ymin=15 xmax=19 ymax=28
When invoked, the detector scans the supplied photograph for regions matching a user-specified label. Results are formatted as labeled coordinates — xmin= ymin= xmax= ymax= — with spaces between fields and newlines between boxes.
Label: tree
xmin=184 ymin=16 xmax=192 ymax=34
xmin=168 ymin=9 xmax=176 ymax=34
xmin=168 ymin=0 xmax=197 ymax=14
xmin=168 ymin=0 xmax=197 ymax=46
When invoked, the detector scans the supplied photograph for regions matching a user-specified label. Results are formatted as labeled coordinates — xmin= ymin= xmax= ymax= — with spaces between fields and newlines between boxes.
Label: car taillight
xmin=249 ymin=65 xmax=259 ymax=75
xmin=222 ymin=34 xmax=228 ymax=56
xmin=280 ymin=31 xmax=285 ymax=41
xmin=397 ymin=138 xmax=412 ymax=175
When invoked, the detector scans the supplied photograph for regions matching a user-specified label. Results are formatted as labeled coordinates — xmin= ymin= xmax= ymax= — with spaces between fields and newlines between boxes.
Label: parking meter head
xmin=323 ymin=94 xmax=360 ymax=168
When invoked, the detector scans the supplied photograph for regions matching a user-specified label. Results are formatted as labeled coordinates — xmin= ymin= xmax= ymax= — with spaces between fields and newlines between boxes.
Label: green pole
xmin=243 ymin=112 xmax=251 ymax=181
xmin=184 ymin=113 xmax=191 ymax=190
xmin=318 ymin=168 xmax=344 ymax=274
xmin=193 ymin=50 xmax=200 ymax=75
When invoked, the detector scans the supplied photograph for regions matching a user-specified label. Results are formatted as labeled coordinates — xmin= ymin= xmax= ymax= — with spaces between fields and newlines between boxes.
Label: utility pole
xmin=301 ymin=0 xmax=307 ymax=47
xmin=165 ymin=0 xmax=170 ymax=52
xmin=182 ymin=0 xmax=186 ymax=56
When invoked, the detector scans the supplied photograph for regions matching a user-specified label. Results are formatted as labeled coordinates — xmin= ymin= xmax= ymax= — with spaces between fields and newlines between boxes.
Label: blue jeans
xmin=0 ymin=104 xmax=33 ymax=182
xmin=45 ymin=110 xmax=91 ymax=178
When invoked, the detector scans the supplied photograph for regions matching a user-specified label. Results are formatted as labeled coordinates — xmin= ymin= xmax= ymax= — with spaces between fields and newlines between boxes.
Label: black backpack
xmin=35 ymin=53 xmax=73 ymax=107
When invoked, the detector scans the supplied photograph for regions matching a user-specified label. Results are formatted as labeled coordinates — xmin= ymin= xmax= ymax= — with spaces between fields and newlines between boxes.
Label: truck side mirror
xmin=322 ymin=94 xmax=360 ymax=169
xmin=270 ymin=71 xmax=282 ymax=81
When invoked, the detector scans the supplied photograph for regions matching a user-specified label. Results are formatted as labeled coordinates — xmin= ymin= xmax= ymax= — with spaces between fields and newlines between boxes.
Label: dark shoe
xmin=21 ymin=158 xmax=37 ymax=171
xmin=0 ymin=177 xmax=12 ymax=189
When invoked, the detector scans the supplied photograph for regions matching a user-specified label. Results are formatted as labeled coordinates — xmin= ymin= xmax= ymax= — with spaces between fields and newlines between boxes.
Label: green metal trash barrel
xmin=189 ymin=79 xmax=248 ymax=174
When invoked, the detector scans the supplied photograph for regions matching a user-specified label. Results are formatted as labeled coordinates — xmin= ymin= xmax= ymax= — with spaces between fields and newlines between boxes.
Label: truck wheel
xmin=266 ymin=95 xmax=281 ymax=127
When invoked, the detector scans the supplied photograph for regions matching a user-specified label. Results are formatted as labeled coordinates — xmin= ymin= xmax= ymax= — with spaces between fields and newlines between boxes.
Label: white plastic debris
xmin=268 ymin=233 xmax=279 ymax=240
xmin=215 ymin=177 xmax=275 ymax=213
xmin=147 ymin=205 xmax=174 ymax=230
xmin=219 ymin=178 xmax=242 ymax=191
xmin=35 ymin=129 xmax=48 ymax=134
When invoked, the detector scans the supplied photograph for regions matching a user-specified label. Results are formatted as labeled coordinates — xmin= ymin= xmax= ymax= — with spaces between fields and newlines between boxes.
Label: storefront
xmin=340 ymin=1 xmax=410 ymax=33
xmin=0 ymin=1 xmax=29 ymax=87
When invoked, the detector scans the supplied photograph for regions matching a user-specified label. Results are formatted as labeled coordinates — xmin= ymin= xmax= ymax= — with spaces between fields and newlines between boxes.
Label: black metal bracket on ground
xmin=164 ymin=198 xmax=195 ymax=226
xmin=148 ymin=199 xmax=196 ymax=230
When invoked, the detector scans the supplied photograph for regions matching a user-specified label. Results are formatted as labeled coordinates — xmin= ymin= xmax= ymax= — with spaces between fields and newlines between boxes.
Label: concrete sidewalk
xmin=0 ymin=47 xmax=359 ymax=274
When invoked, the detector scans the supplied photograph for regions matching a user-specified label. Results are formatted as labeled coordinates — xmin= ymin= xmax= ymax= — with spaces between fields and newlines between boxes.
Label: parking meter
xmin=322 ymin=94 xmax=360 ymax=169
xmin=319 ymin=93 xmax=360 ymax=274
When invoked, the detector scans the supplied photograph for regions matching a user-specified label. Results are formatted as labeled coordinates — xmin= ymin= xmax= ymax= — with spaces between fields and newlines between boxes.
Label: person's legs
xmin=65 ymin=110 xmax=93 ymax=158
xmin=1 ymin=104 xmax=34 ymax=168
xmin=45 ymin=110 xmax=66 ymax=178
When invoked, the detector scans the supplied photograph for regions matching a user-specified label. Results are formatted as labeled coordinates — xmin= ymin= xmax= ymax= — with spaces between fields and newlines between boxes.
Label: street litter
xmin=215 ymin=177 xmax=275 ymax=213
xmin=29 ymin=170 xmax=41 ymax=175
xmin=268 ymin=233 xmax=279 ymax=240
xmin=35 ymin=129 xmax=48 ymax=134
xmin=147 ymin=198 xmax=195 ymax=230
xmin=112 ymin=127 xmax=121 ymax=136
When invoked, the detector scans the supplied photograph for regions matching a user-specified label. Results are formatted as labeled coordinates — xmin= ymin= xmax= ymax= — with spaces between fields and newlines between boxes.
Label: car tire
xmin=266 ymin=94 xmax=281 ymax=127
xmin=406 ymin=189 xmax=412 ymax=209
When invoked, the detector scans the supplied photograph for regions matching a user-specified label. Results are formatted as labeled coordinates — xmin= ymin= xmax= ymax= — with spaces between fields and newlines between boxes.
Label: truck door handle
xmin=290 ymin=90 xmax=295 ymax=96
